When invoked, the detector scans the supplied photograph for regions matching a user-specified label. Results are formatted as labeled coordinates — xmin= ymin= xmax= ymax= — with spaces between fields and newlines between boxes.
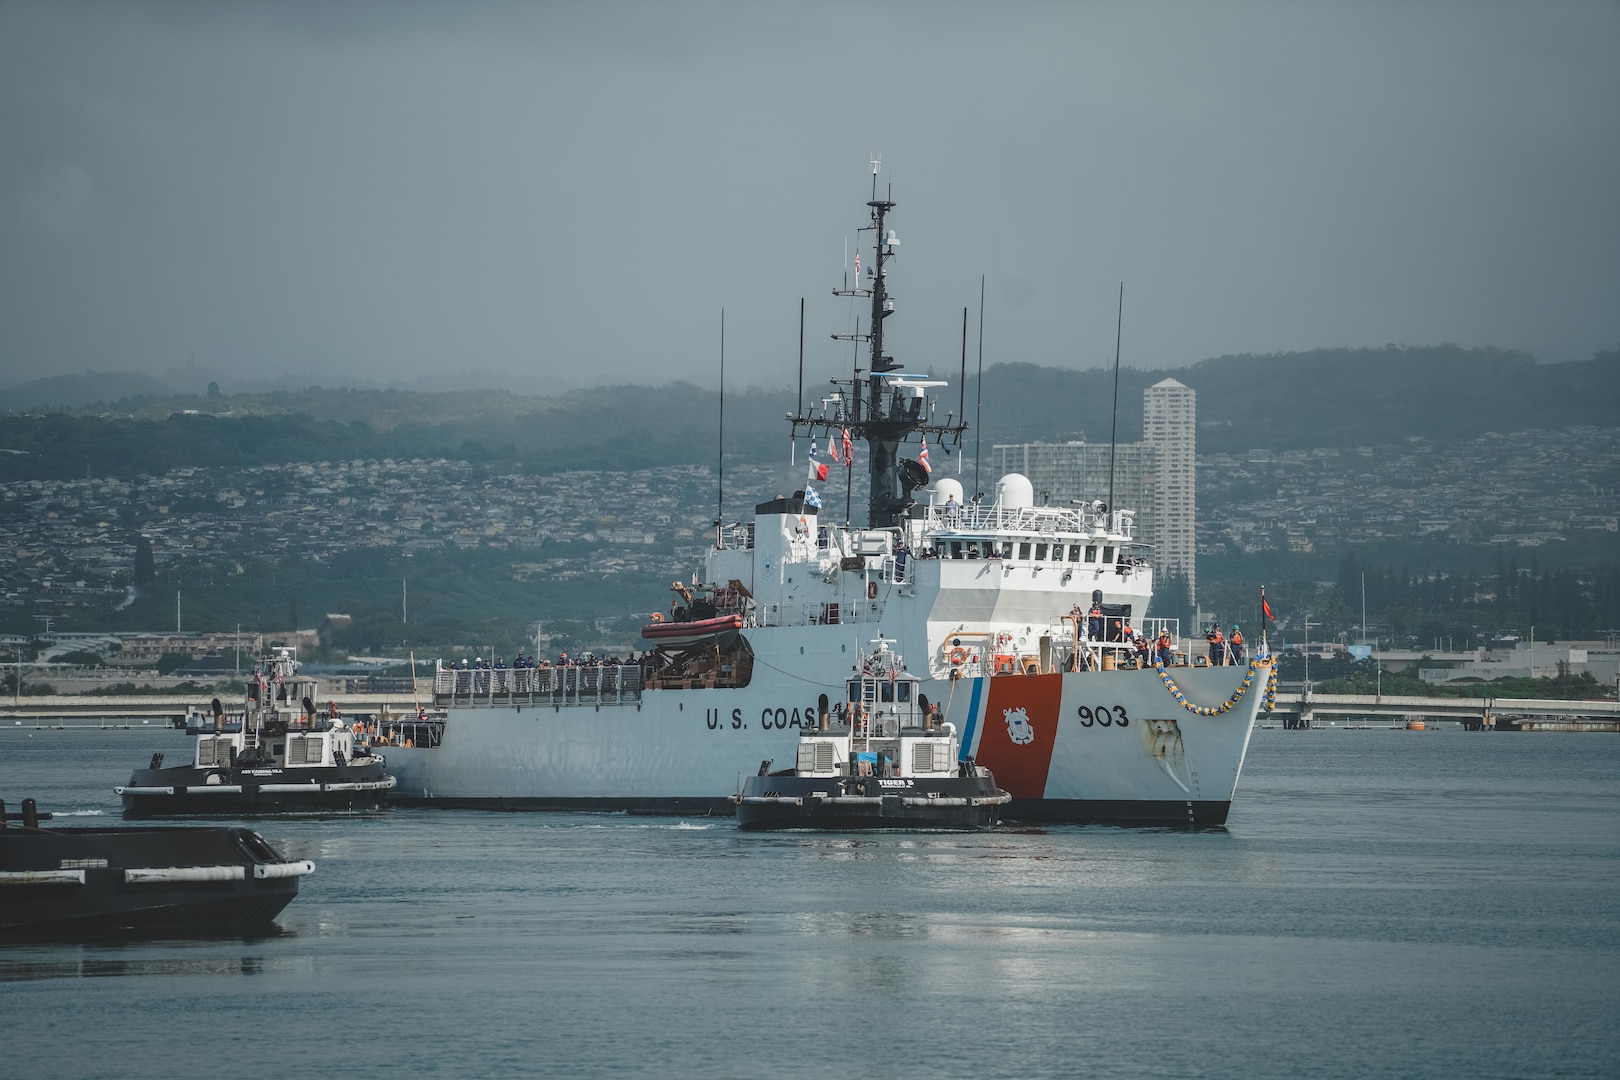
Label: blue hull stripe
xmin=960 ymin=677 xmax=984 ymax=761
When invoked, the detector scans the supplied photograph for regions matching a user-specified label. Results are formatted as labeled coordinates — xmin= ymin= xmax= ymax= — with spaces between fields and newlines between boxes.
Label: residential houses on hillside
xmin=0 ymin=425 xmax=1614 ymax=624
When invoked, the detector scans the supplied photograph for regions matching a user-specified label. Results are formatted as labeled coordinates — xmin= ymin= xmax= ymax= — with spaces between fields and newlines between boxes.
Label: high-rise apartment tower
xmin=1143 ymin=378 xmax=1196 ymax=601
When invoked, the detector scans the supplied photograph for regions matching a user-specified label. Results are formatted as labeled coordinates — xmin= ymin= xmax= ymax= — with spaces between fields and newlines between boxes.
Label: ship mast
xmin=789 ymin=157 xmax=968 ymax=529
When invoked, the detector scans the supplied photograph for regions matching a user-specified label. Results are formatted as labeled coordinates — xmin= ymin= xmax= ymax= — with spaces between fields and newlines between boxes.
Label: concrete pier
xmin=1265 ymin=693 xmax=1620 ymax=731
xmin=0 ymin=693 xmax=422 ymax=726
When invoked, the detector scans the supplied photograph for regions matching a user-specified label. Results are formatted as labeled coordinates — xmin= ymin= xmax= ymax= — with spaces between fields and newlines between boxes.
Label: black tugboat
xmin=733 ymin=639 xmax=1009 ymax=830
xmin=117 ymin=647 xmax=395 ymax=817
xmin=1 ymin=797 xmax=313 ymax=933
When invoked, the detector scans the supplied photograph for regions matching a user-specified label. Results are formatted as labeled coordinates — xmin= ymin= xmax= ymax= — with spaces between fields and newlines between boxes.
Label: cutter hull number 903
xmin=1077 ymin=704 xmax=1129 ymax=727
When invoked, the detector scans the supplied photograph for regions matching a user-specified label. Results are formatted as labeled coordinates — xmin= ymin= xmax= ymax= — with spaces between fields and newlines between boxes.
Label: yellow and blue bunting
xmin=1154 ymin=656 xmax=1275 ymax=716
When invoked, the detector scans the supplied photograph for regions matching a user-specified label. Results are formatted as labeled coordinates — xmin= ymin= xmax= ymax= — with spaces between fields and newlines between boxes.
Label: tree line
xmin=3 ymin=347 xmax=1614 ymax=483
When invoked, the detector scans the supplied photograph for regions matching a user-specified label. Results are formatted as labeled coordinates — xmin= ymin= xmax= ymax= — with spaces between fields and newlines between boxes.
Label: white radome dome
xmin=933 ymin=477 xmax=964 ymax=505
xmin=996 ymin=473 xmax=1034 ymax=509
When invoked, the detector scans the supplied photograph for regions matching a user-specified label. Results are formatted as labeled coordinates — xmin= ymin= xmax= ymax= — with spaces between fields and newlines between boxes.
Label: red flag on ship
xmin=829 ymin=435 xmax=841 ymax=464
xmin=1261 ymin=587 xmax=1275 ymax=625
xmin=808 ymin=460 xmax=829 ymax=482
xmin=841 ymin=427 xmax=853 ymax=463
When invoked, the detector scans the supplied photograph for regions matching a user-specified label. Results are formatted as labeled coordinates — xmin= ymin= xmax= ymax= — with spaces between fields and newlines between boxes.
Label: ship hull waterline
xmin=387 ymin=662 xmax=1268 ymax=828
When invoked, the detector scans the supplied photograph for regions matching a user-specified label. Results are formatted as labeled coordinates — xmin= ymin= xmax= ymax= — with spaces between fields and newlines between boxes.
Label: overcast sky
xmin=2 ymin=0 xmax=1616 ymax=393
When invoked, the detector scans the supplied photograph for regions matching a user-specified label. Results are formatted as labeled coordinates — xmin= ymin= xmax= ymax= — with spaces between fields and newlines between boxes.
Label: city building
xmin=1143 ymin=378 xmax=1197 ymax=600
xmin=989 ymin=441 xmax=1158 ymax=549
xmin=991 ymin=378 xmax=1197 ymax=602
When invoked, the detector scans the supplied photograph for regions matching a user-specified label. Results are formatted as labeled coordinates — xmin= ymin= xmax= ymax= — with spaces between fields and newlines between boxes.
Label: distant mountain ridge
xmin=0 ymin=346 xmax=1613 ymax=481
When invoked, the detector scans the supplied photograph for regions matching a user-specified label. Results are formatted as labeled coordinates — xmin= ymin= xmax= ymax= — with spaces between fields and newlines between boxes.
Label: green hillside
xmin=2 ymin=347 xmax=1614 ymax=481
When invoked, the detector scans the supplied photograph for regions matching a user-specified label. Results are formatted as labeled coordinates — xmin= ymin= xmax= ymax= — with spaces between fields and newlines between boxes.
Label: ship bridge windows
xmin=939 ymin=537 xmax=997 ymax=563
xmin=1068 ymin=545 xmax=1081 ymax=563
xmin=1103 ymin=546 xmax=1114 ymax=564
xmin=945 ymin=540 xmax=989 ymax=560
xmin=1018 ymin=542 xmax=1031 ymax=561
xmin=1085 ymin=545 xmax=1098 ymax=563
xmin=871 ymin=681 xmax=912 ymax=704
xmin=1035 ymin=543 xmax=1048 ymax=560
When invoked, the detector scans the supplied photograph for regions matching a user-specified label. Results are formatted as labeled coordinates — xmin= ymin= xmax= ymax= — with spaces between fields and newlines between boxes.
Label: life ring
xmin=867 ymin=581 xmax=879 ymax=600
xmin=351 ymin=722 xmax=363 ymax=737
xmin=650 ymin=612 xmax=664 ymax=622
xmin=948 ymin=646 xmax=968 ymax=665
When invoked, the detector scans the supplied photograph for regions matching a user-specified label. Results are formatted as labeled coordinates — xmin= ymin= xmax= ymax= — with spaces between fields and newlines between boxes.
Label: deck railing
xmin=433 ymin=662 xmax=644 ymax=708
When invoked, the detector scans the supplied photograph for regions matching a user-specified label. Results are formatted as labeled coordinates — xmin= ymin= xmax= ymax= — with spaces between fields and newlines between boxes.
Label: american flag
xmin=841 ymin=427 xmax=853 ymax=462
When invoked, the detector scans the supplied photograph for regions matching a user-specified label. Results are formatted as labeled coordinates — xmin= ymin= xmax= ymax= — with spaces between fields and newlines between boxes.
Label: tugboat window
xmin=1085 ymin=545 xmax=1098 ymax=563
xmin=898 ymin=683 xmax=912 ymax=702
xmin=1068 ymin=545 xmax=1080 ymax=562
xmin=1018 ymin=542 xmax=1031 ymax=560
xmin=1035 ymin=543 xmax=1048 ymax=560
xmin=1103 ymin=546 xmax=1114 ymax=564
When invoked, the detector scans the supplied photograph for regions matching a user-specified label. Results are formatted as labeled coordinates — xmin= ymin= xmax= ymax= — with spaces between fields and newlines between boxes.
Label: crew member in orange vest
xmin=1228 ymin=625 xmax=1245 ymax=665
xmin=1156 ymin=630 xmax=1174 ymax=667
xmin=1205 ymin=625 xmax=1225 ymax=665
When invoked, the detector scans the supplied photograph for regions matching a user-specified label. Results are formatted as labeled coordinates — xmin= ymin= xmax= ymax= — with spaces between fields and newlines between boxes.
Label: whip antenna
xmin=715 ymin=308 xmax=725 ymax=548
xmin=1108 ymin=282 xmax=1123 ymax=517
xmin=974 ymin=274 xmax=985 ymax=500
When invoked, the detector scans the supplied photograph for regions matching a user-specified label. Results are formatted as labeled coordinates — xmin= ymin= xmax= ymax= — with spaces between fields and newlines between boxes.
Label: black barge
xmin=1 ymin=798 xmax=313 ymax=934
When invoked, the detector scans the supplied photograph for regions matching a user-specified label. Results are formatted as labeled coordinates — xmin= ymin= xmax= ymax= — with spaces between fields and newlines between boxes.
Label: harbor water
xmin=2 ymin=723 xmax=1616 ymax=1079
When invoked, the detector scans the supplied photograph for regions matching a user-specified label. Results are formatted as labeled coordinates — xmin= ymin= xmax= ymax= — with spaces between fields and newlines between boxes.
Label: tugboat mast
xmin=791 ymin=158 xmax=968 ymax=529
